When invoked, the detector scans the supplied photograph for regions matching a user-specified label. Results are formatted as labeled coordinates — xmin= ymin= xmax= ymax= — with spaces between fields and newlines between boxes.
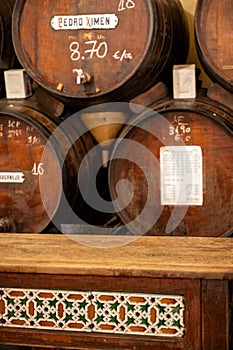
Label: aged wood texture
xmin=0 ymin=99 xmax=104 ymax=233
xmin=202 ymin=280 xmax=230 ymax=350
xmin=0 ymin=0 xmax=17 ymax=97
xmin=0 ymin=275 xmax=201 ymax=349
xmin=12 ymin=0 xmax=189 ymax=107
xmin=109 ymin=95 xmax=233 ymax=237
xmin=207 ymin=83 xmax=233 ymax=112
xmin=129 ymin=82 xmax=170 ymax=111
xmin=0 ymin=234 xmax=202 ymax=349
xmin=195 ymin=0 xmax=233 ymax=93
xmin=0 ymin=0 xmax=16 ymax=70
xmin=0 ymin=328 xmax=198 ymax=350
xmin=1 ymin=234 xmax=233 ymax=349
xmin=0 ymin=234 xmax=233 ymax=280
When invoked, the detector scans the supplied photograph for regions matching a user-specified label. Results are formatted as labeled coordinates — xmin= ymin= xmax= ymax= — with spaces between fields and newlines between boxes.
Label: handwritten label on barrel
xmin=51 ymin=14 xmax=119 ymax=30
xmin=0 ymin=172 xmax=25 ymax=183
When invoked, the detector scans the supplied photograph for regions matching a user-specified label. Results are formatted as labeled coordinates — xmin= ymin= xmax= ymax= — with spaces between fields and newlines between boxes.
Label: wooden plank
xmin=1 ymin=234 xmax=233 ymax=280
xmin=0 ymin=329 xmax=186 ymax=350
xmin=207 ymin=83 xmax=233 ymax=111
xmin=129 ymin=82 xmax=169 ymax=111
xmin=202 ymin=280 xmax=230 ymax=350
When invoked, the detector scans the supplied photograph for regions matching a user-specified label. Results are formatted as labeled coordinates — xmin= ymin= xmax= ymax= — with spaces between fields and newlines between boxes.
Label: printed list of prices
xmin=160 ymin=146 xmax=203 ymax=206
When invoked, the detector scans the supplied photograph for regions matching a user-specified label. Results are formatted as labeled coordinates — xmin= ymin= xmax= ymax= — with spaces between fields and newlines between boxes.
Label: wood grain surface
xmin=12 ymin=0 xmax=189 ymax=106
xmin=1 ymin=234 xmax=233 ymax=280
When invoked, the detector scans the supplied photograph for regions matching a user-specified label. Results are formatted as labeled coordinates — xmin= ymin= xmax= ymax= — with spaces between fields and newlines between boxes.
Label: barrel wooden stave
xmin=0 ymin=98 xmax=101 ymax=233
xmin=195 ymin=0 xmax=233 ymax=93
xmin=12 ymin=0 xmax=189 ymax=107
xmin=0 ymin=105 xmax=60 ymax=232
xmin=109 ymin=96 xmax=233 ymax=237
xmin=0 ymin=0 xmax=16 ymax=70
xmin=0 ymin=0 xmax=18 ymax=97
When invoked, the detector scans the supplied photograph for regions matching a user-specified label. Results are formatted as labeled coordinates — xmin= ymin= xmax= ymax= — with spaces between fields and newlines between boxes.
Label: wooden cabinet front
xmin=0 ymin=234 xmax=233 ymax=349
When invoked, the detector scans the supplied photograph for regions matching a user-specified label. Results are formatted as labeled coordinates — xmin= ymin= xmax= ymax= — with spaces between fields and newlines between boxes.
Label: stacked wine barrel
xmin=108 ymin=0 xmax=233 ymax=237
xmin=0 ymin=0 xmax=17 ymax=97
xmin=195 ymin=0 xmax=233 ymax=94
xmin=0 ymin=0 xmax=232 ymax=237
xmin=109 ymin=90 xmax=233 ymax=237
xmin=11 ymin=0 xmax=189 ymax=107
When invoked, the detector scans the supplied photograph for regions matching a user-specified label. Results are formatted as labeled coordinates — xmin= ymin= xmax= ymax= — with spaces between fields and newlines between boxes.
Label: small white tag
xmin=0 ymin=172 xmax=25 ymax=183
xmin=173 ymin=64 xmax=196 ymax=99
xmin=4 ymin=69 xmax=32 ymax=99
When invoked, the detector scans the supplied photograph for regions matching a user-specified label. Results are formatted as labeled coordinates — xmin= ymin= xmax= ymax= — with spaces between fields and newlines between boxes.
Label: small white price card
xmin=173 ymin=64 xmax=196 ymax=99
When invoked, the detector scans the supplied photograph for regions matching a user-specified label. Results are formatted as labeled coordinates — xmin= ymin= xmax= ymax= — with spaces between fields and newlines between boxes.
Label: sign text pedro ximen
xmin=51 ymin=14 xmax=119 ymax=31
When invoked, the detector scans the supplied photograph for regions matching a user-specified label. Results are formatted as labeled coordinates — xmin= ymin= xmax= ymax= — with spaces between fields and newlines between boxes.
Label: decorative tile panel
xmin=91 ymin=292 xmax=185 ymax=337
xmin=0 ymin=288 xmax=185 ymax=337
xmin=0 ymin=288 xmax=92 ymax=331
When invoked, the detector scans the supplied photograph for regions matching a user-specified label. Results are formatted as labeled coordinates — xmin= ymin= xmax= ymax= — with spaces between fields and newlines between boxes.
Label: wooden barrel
xmin=195 ymin=0 xmax=233 ymax=93
xmin=108 ymin=95 xmax=233 ymax=237
xmin=0 ymin=98 xmax=102 ymax=233
xmin=0 ymin=0 xmax=16 ymax=70
xmin=0 ymin=0 xmax=17 ymax=97
xmin=12 ymin=0 xmax=189 ymax=107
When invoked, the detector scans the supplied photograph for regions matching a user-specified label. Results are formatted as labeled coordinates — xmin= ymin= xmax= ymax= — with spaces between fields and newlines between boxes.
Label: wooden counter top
xmin=0 ymin=234 xmax=233 ymax=280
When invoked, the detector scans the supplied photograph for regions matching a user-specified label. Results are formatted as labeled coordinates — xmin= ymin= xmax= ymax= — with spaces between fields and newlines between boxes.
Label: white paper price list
xmin=160 ymin=146 xmax=203 ymax=206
